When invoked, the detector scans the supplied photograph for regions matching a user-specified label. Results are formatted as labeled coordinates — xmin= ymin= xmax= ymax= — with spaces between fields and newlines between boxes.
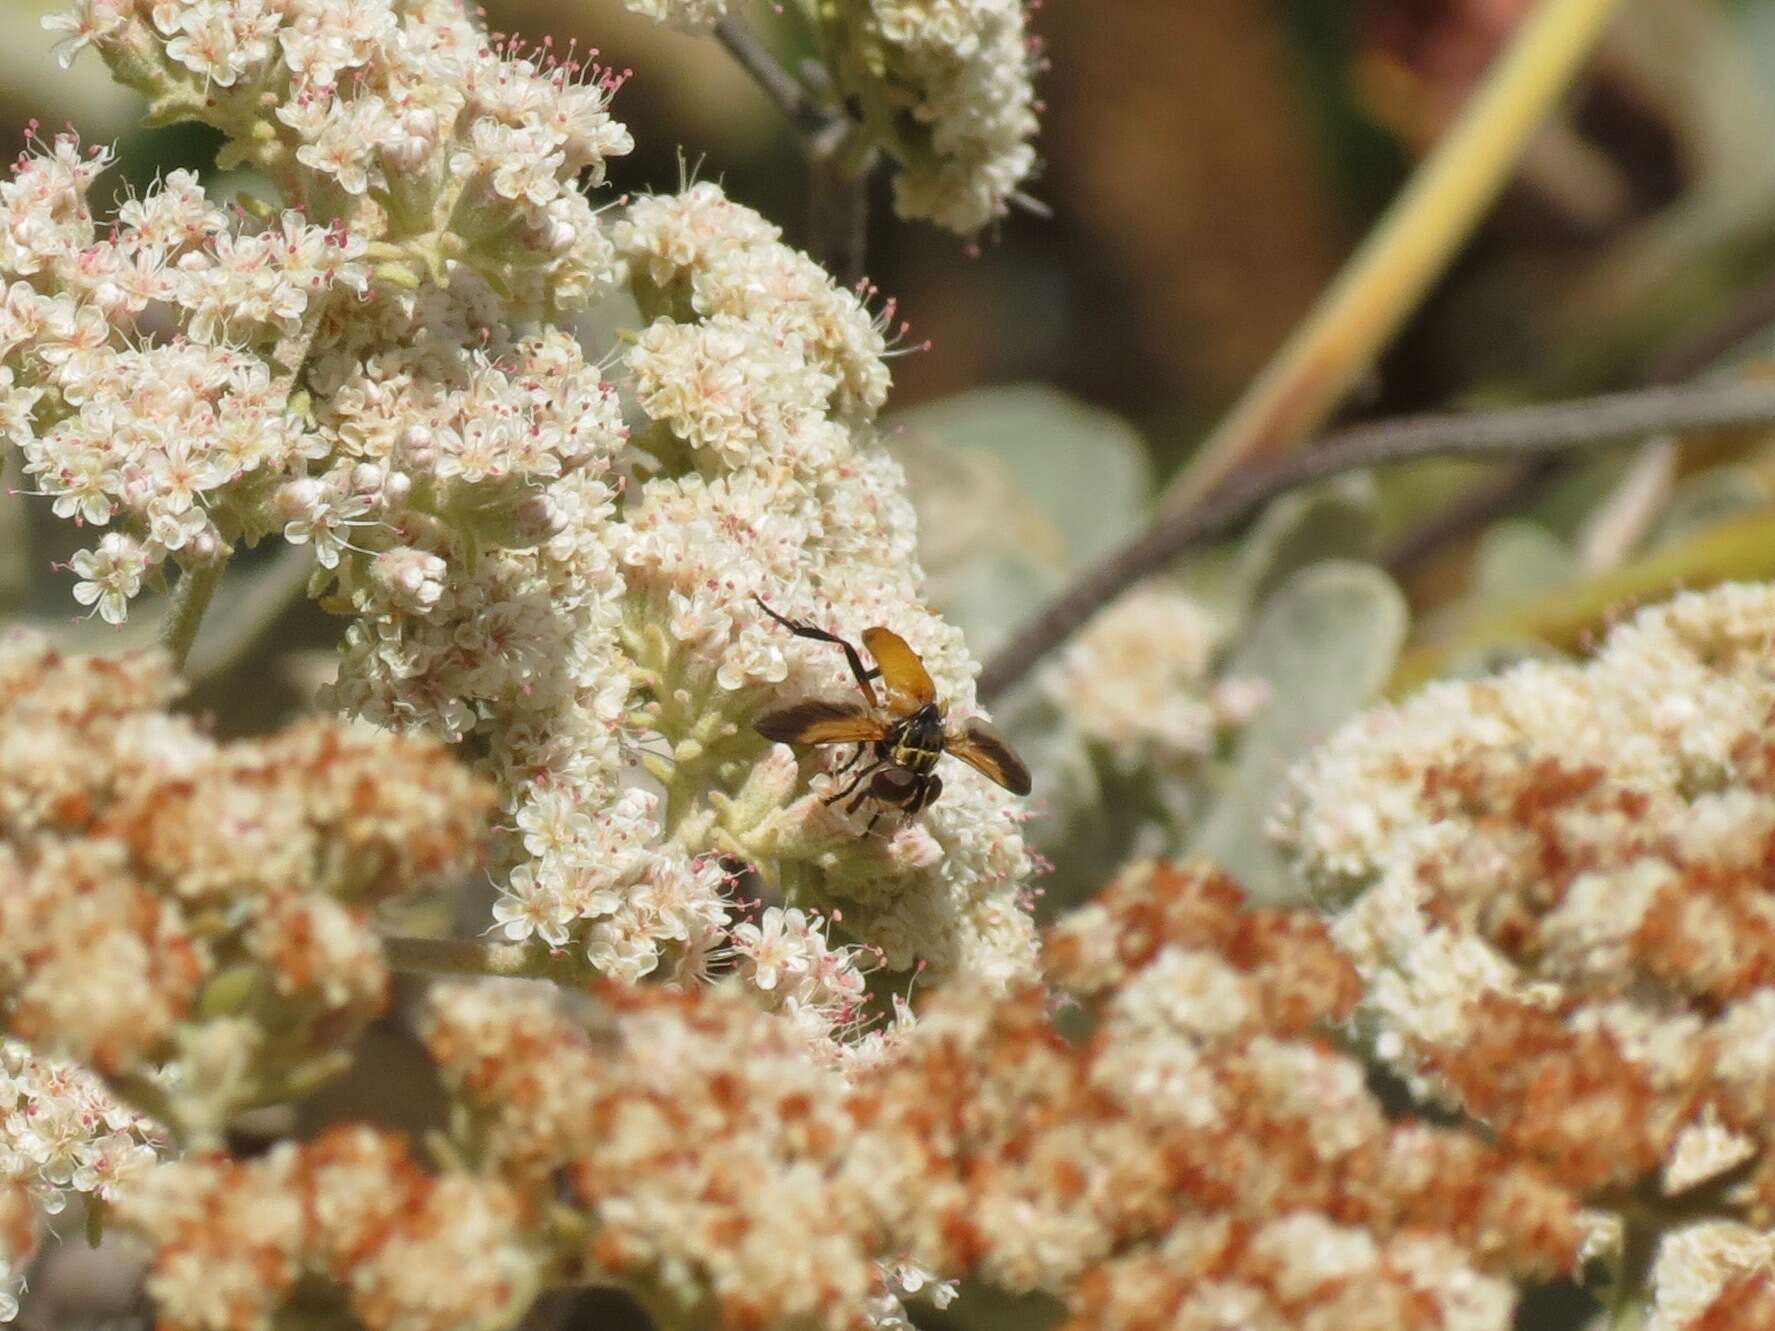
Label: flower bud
xmin=371 ymin=545 xmax=448 ymax=612
xmin=274 ymin=477 xmax=325 ymax=522
xmin=398 ymin=425 xmax=436 ymax=471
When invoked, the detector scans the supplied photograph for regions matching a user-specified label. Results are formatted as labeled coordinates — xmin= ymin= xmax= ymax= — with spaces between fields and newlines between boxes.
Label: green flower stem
xmin=382 ymin=935 xmax=592 ymax=983
xmin=159 ymin=556 xmax=228 ymax=674
xmin=1158 ymin=0 xmax=1628 ymax=515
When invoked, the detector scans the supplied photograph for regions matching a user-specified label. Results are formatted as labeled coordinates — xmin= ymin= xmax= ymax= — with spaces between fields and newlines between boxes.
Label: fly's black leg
xmin=754 ymin=596 xmax=882 ymax=705
xmin=834 ymin=744 xmax=866 ymax=777
xmin=866 ymin=811 xmax=884 ymax=836
xmin=824 ymin=760 xmax=882 ymax=807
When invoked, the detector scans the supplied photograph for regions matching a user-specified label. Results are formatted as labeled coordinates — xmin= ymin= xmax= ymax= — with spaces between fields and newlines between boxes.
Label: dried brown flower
xmin=421 ymin=861 xmax=1584 ymax=1331
xmin=0 ymin=631 xmax=493 ymax=1132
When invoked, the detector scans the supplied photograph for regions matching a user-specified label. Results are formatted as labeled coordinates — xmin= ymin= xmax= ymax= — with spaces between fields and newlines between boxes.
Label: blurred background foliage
xmin=15 ymin=0 xmax=1775 ymax=917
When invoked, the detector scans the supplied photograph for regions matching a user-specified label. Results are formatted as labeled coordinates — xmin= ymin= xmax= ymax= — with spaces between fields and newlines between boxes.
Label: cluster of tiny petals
xmin=599 ymin=181 xmax=1036 ymax=988
xmin=8 ymin=0 xmax=638 ymax=622
xmin=0 ymin=634 xmax=491 ymax=1134
xmin=64 ymin=0 xmax=630 ymax=289
xmin=422 ymin=863 xmax=1583 ymax=1331
xmin=1044 ymin=582 xmax=1268 ymax=769
xmin=0 ymin=134 xmax=359 ymax=611
xmin=614 ymin=3 xmax=1039 ymax=233
xmin=616 ymin=181 xmax=892 ymax=424
xmin=112 ymin=1126 xmax=540 ymax=1331
xmin=17 ymin=0 xmax=1037 ymax=1015
xmin=0 ymin=1039 xmax=162 ymax=1320
xmin=728 ymin=905 xmax=874 ymax=1042
xmin=853 ymin=0 xmax=1041 ymax=232
xmin=1277 ymin=584 xmax=1775 ymax=1311
xmin=422 ymin=979 xmax=894 ymax=1331
xmin=310 ymin=176 xmax=1031 ymax=995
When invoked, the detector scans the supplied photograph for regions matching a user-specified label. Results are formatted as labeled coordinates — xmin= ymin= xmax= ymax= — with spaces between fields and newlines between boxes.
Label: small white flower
xmin=67 ymin=532 xmax=149 ymax=624
xmin=731 ymin=907 xmax=814 ymax=992
xmin=41 ymin=0 xmax=127 ymax=68
xmin=491 ymin=866 xmax=572 ymax=948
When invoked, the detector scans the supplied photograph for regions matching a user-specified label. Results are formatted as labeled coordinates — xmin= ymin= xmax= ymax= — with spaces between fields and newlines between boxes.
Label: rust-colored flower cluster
xmin=0 ymin=631 xmax=493 ymax=1133
xmin=114 ymin=1126 xmax=541 ymax=1331
xmin=421 ymin=861 xmax=1585 ymax=1331
xmin=1278 ymin=584 xmax=1775 ymax=1325
xmin=920 ymin=862 xmax=1584 ymax=1329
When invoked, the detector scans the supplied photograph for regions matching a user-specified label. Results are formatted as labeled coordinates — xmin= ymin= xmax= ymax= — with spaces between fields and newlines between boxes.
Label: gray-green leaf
xmin=1188 ymin=561 xmax=1408 ymax=905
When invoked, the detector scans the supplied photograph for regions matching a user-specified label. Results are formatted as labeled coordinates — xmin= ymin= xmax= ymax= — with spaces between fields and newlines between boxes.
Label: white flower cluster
xmin=728 ymin=905 xmax=875 ymax=1046
xmin=114 ymin=1126 xmax=541 ymax=1331
xmin=0 ymin=141 xmax=360 ymax=620
xmin=616 ymin=0 xmax=1040 ymax=234
xmin=1044 ymin=582 xmax=1267 ymax=770
xmin=858 ymin=0 xmax=1041 ymax=232
xmin=13 ymin=0 xmax=1035 ymax=1063
xmin=607 ymin=183 xmax=1034 ymax=988
xmin=0 ymin=1040 xmax=161 ymax=1322
xmin=1278 ymin=582 xmax=1775 ymax=1089
xmin=316 ymin=176 xmax=1033 ymax=1003
xmin=9 ymin=0 xmax=632 ymax=623
xmin=0 ymin=633 xmax=492 ymax=1146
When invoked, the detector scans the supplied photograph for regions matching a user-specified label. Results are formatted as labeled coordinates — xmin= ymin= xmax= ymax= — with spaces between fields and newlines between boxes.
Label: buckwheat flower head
xmin=1044 ymin=582 xmax=1263 ymax=770
xmin=835 ymin=0 xmax=1042 ymax=233
xmin=617 ymin=4 xmax=1042 ymax=234
xmin=1277 ymin=583 xmax=1775 ymax=1313
xmin=423 ymin=979 xmax=895 ymax=1331
xmin=320 ymin=176 xmax=1034 ymax=1002
xmin=8 ymin=0 xmax=632 ymax=620
xmin=0 ymin=634 xmax=492 ymax=1136
xmin=113 ymin=1126 xmax=542 ymax=1331
xmin=17 ymin=0 xmax=1037 ymax=1028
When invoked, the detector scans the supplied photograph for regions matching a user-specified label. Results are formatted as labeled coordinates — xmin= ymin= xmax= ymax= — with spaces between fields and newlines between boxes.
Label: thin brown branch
xmin=976 ymin=379 xmax=1775 ymax=704
xmin=712 ymin=16 xmax=830 ymax=139
xmin=1382 ymin=267 xmax=1775 ymax=572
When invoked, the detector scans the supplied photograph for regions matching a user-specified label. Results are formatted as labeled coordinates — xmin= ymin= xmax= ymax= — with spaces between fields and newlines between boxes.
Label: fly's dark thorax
xmin=887 ymin=703 xmax=945 ymax=774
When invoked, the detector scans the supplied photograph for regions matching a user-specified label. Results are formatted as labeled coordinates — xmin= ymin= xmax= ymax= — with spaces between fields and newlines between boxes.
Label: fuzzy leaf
xmin=891 ymin=385 xmax=1151 ymax=652
xmin=1236 ymin=473 xmax=1377 ymax=608
xmin=1473 ymin=519 xmax=1578 ymax=604
xmin=1189 ymin=561 xmax=1408 ymax=904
